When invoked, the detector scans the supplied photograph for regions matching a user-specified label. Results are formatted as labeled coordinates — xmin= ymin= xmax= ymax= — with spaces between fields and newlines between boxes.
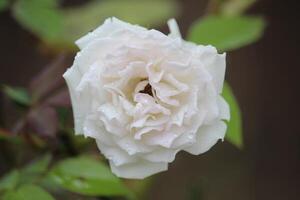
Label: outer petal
xmin=207 ymin=53 xmax=226 ymax=94
xmin=83 ymin=114 xmax=113 ymax=145
xmin=63 ymin=66 xmax=84 ymax=134
xmin=63 ymin=62 xmax=105 ymax=134
xmin=144 ymin=148 xmax=179 ymax=163
xmin=76 ymin=17 xmax=147 ymax=49
xmin=167 ymin=18 xmax=182 ymax=38
xmin=96 ymin=140 xmax=137 ymax=166
xmin=218 ymin=96 xmax=230 ymax=121
xmin=109 ymin=160 xmax=168 ymax=179
xmin=195 ymin=46 xmax=226 ymax=93
xmin=184 ymin=121 xmax=227 ymax=155
xmin=75 ymin=38 xmax=122 ymax=75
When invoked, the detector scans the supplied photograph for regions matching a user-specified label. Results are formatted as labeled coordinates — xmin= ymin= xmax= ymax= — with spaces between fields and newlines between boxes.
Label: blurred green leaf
xmin=2 ymin=191 xmax=16 ymax=200
xmin=12 ymin=0 xmax=63 ymax=43
xmin=2 ymin=85 xmax=31 ymax=106
xmin=12 ymin=0 xmax=179 ymax=50
xmin=220 ymin=0 xmax=256 ymax=16
xmin=23 ymin=154 xmax=52 ymax=174
xmin=60 ymin=0 xmax=179 ymax=48
xmin=48 ymin=156 xmax=131 ymax=197
xmin=19 ymin=154 xmax=52 ymax=184
xmin=222 ymin=82 xmax=243 ymax=148
xmin=0 ymin=170 xmax=20 ymax=191
xmin=0 ymin=0 xmax=8 ymax=12
xmin=0 ymin=154 xmax=52 ymax=192
xmin=187 ymin=15 xmax=265 ymax=51
xmin=3 ymin=184 xmax=55 ymax=200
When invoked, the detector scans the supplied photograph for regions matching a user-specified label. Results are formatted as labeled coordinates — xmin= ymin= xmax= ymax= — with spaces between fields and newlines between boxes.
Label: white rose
xmin=63 ymin=17 xmax=229 ymax=179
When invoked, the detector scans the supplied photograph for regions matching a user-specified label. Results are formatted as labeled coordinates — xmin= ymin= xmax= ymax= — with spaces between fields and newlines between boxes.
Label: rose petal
xmin=96 ymin=140 xmax=136 ymax=166
xmin=144 ymin=148 xmax=179 ymax=163
xmin=184 ymin=121 xmax=227 ymax=155
xmin=197 ymin=46 xmax=226 ymax=94
xmin=83 ymin=115 xmax=113 ymax=145
xmin=76 ymin=17 xmax=147 ymax=49
xmin=109 ymin=160 xmax=168 ymax=179
xmin=63 ymin=66 xmax=84 ymax=134
xmin=218 ymin=96 xmax=230 ymax=121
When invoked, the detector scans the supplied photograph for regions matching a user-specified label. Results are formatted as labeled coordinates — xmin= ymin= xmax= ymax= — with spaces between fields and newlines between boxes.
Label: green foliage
xmin=0 ymin=154 xmax=52 ymax=195
xmin=222 ymin=82 xmax=243 ymax=148
xmin=12 ymin=0 xmax=179 ymax=50
xmin=187 ymin=15 xmax=265 ymax=51
xmin=12 ymin=0 xmax=63 ymax=43
xmin=23 ymin=154 xmax=52 ymax=175
xmin=2 ymin=85 xmax=31 ymax=106
xmin=0 ymin=170 xmax=20 ymax=191
xmin=61 ymin=0 xmax=178 ymax=48
xmin=0 ymin=0 xmax=8 ymax=12
xmin=0 ymin=141 xmax=133 ymax=198
xmin=0 ymin=155 xmax=54 ymax=199
xmin=48 ymin=156 xmax=132 ymax=197
xmin=19 ymin=154 xmax=52 ymax=184
xmin=3 ymin=185 xmax=55 ymax=200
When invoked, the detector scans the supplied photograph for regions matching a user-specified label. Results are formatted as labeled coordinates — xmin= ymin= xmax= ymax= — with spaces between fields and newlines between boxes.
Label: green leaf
xmin=187 ymin=15 xmax=265 ymax=51
xmin=222 ymin=82 xmax=243 ymax=148
xmin=0 ymin=0 xmax=8 ymax=12
xmin=12 ymin=0 xmax=63 ymax=43
xmin=12 ymin=0 xmax=179 ymax=50
xmin=19 ymin=154 xmax=52 ymax=184
xmin=23 ymin=154 xmax=52 ymax=174
xmin=48 ymin=156 xmax=131 ymax=197
xmin=220 ymin=0 xmax=256 ymax=16
xmin=3 ymin=184 xmax=55 ymax=200
xmin=0 ymin=170 xmax=20 ymax=191
xmin=2 ymin=191 xmax=16 ymax=200
xmin=0 ymin=155 xmax=52 ymax=197
xmin=60 ymin=0 xmax=179 ymax=49
xmin=2 ymin=85 xmax=31 ymax=106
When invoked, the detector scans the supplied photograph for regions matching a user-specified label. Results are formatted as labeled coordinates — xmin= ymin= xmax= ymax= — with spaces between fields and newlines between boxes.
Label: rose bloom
xmin=63 ymin=17 xmax=229 ymax=179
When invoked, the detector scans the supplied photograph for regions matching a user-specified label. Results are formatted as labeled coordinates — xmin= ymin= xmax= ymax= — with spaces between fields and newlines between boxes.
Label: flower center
xmin=139 ymin=83 xmax=153 ymax=97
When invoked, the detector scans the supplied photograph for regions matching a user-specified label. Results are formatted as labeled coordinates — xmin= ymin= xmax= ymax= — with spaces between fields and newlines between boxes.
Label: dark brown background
xmin=1 ymin=0 xmax=299 ymax=199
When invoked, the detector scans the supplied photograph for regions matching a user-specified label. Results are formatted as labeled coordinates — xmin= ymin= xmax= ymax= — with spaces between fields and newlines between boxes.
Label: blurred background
xmin=0 ymin=0 xmax=299 ymax=200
